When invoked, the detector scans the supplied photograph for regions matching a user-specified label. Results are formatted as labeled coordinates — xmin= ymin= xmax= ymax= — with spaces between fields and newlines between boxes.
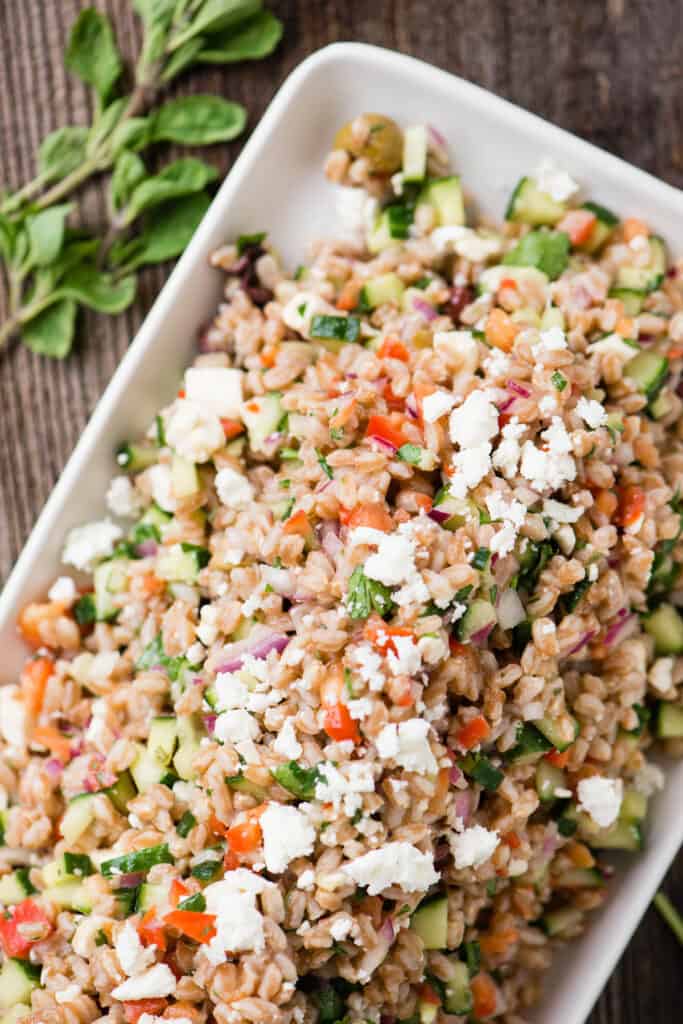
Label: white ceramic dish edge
xmin=1 ymin=42 xmax=682 ymax=1024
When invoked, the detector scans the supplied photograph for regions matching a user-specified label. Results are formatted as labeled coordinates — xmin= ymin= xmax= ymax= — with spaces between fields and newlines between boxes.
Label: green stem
xmin=1 ymin=174 xmax=49 ymax=215
xmin=32 ymin=158 xmax=101 ymax=211
xmin=654 ymin=891 xmax=683 ymax=945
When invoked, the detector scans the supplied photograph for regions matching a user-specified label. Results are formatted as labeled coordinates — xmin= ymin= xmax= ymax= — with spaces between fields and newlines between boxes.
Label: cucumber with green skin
xmin=457 ymin=598 xmax=496 ymax=643
xmin=101 ymin=843 xmax=174 ymax=878
xmin=506 ymin=723 xmax=553 ymax=764
xmin=608 ymin=287 xmax=647 ymax=315
xmin=0 ymin=959 xmax=41 ymax=1010
xmin=402 ymin=125 xmax=428 ymax=182
xmin=615 ymin=236 xmax=667 ymax=292
xmin=442 ymin=959 xmax=472 ymax=1015
xmin=542 ymin=906 xmax=583 ymax=937
xmin=360 ymin=272 xmax=405 ymax=309
xmin=411 ymin=895 xmax=448 ymax=950
xmin=0 ymin=868 xmax=36 ymax=905
xmin=534 ymin=715 xmax=579 ymax=752
xmin=579 ymin=201 xmax=618 ymax=253
xmin=624 ymin=350 xmax=669 ymax=400
xmin=643 ymin=602 xmax=683 ymax=655
xmin=419 ymin=176 xmax=465 ymax=227
xmin=535 ymin=759 xmax=565 ymax=802
xmin=116 ymin=441 xmax=158 ymax=472
xmin=656 ymin=701 xmax=683 ymax=738
xmin=505 ymin=177 xmax=567 ymax=226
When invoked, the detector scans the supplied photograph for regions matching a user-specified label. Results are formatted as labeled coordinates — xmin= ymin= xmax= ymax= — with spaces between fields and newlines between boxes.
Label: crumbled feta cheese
xmin=543 ymin=498 xmax=583 ymax=524
xmin=449 ymin=390 xmax=499 ymax=449
xmin=431 ymin=226 xmax=502 ymax=262
xmin=422 ymin=390 xmax=456 ymax=423
xmin=376 ymin=719 xmax=438 ymax=775
xmin=587 ymin=563 xmax=599 ymax=582
xmin=484 ymin=348 xmax=511 ymax=378
xmin=648 ymin=657 xmax=674 ymax=695
xmin=214 ymin=709 xmax=259 ymax=745
xmin=106 ymin=476 xmax=142 ymax=519
xmin=115 ymin=920 xmax=156 ymax=976
xmin=146 ymin=463 xmax=176 ymax=513
xmin=273 ymin=718 xmax=302 ymax=759
xmin=492 ymin=417 xmax=526 ymax=479
xmin=203 ymin=870 xmax=272 ymax=963
xmin=185 ymin=366 xmax=243 ymax=419
xmin=215 ymin=466 xmax=254 ymax=507
xmin=63 ymin=519 xmax=123 ymax=571
xmin=577 ymin=776 xmax=623 ymax=828
xmin=531 ymin=326 xmax=567 ymax=358
xmin=335 ymin=187 xmax=378 ymax=242
xmin=633 ymin=761 xmax=665 ymax=797
xmin=520 ymin=417 xmax=576 ymax=491
xmin=260 ymin=803 xmax=316 ymax=873
xmin=347 ymin=698 xmax=373 ymax=720
xmin=214 ymin=672 xmax=249 ymax=711
xmin=417 ymin=634 xmax=448 ymax=665
xmin=329 ymin=915 xmax=354 ymax=941
xmin=352 ymin=644 xmax=385 ymax=692
xmin=111 ymin=963 xmax=177 ymax=1000
xmin=314 ymin=761 xmax=375 ymax=816
xmin=486 ymin=492 xmax=526 ymax=557
xmin=588 ymin=334 xmax=639 ymax=363
xmin=186 ymin=642 xmax=205 ymax=665
xmin=386 ymin=634 xmax=421 ymax=676
xmin=48 ymin=576 xmax=78 ymax=606
xmin=281 ymin=291 xmax=337 ymax=339
xmin=197 ymin=605 xmax=219 ymax=646
xmin=450 ymin=824 xmax=500 ymax=869
xmin=539 ymin=394 xmax=557 ymax=415
xmin=297 ymin=869 xmax=315 ymax=890
xmin=341 ymin=841 xmax=439 ymax=895
xmin=576 ymin=396 xmax=608 ymax=429
xmin=533 ymin=158 xmax=580 ymax=202
xmin=449 ymin=444 xmax=493 ymax=498
xmin=363 ymin=533 xmax=416 ymax=587
xmin=165 ymin=399 xmax=224 ymax=464
xmin=433 ymin=330 xmax=479 ymax=373
xmin=0 ymin=685 xmax=28 ymax=753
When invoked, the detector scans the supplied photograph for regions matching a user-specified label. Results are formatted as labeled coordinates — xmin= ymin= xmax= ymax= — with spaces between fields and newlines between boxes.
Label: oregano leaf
xmin=199 ymin=11 xmax=283 ymax=63
xmin=22 ymin=298 xmax=78 ymax=358
xmin=123 ymin=157 xmax=217 ymax=221
xmin=55 ymin=264 xmax=137 ymax=313
xmin=123 ymin=191 xmax=211 ymax=268
xmin=65 ymin=8 xmax=123 ymax=102
xmin=26 ymin=204 xmax=73 ymax=267
xmin=111 ymin=151 xmax=148 ymax=211
xmin=149 ymin=95 xmax=246 ymax=144
xmin=38 ymin=126 xmax=89 ymax=183
xmin=160 ymin=37 xmax=205 ymax=82
xmin=171 ymin=0 xmax=260 ymax=48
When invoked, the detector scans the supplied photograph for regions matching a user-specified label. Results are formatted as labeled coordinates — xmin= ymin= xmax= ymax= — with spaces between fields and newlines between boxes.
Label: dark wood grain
xmin=0 ymin=2 xmax=681 ymax=1021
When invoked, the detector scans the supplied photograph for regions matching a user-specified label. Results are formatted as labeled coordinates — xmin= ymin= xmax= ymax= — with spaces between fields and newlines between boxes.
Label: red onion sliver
xmin=471 ymin=623 xmax=494 ymax=647
xmin=497 ymin=395 xmax=517 ymax=415
xmin=454 ymin=789 xmax=472 ymax=825
xmin=44 ymin=758 xmax=63 ymax=780
xmin=118 ymin=872 xmax=145 ymax=889
xmin=506 ymin=379 xmax=531 ymax=398
xmin=603 ymin=612 xmax=635 ymax=646
xmin=217 ymin=632 xmax=290 ymax=674
xmin=379 ymin=916 xmax=395 ymax=942
xmin=428 ymin=507 xmax=450 ymax=525
xmin=204 ymin=714 xmax=217 ymax=735
xmin=135 ymin=539 xmax=158 ymax=558
xmin=412 ymin=296 xmax=438 ymax=321
xmin=449 ymin=764 xmax=464 ymax=785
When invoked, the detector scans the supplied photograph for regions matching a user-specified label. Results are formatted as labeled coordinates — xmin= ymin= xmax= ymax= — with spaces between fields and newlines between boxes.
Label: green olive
xmin=334 ymin=113 xmax=403 ymax=175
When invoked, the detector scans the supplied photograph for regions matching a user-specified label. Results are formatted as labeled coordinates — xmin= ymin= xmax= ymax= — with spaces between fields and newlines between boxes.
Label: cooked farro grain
xmin=2 ymin=112 xmax=683 ymax=1024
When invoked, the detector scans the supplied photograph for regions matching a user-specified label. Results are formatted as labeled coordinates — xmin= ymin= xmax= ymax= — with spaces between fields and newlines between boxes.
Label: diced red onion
xmin=320 ymin=521 xmax=342 ymax=561
xmin=454 ymin=789 xmax=472 ymax=825
xmin=117 ymin=872 xmax=145 ymax=889
xmin=412 ymin=296 xmax=438 ymax=321
xmin=217 ymin=631 xmax=290 ymax=673
xmin=135 ymin=539 xmax=158 ymax=558
xmin=497 ymin=395 xmax=517 ymax=415
xmin=204 ymin=714 xmax=217 ymax=735
xmin=428 ymin=124 xmax=447 ymax=148
xmin=470 ymin=622 xmax=495 ymax=646
xmin=44 ymin=758 xmax=63 ymax=780
xmin=405 ymin=393 xmax=419 ymax=420
xmin=379 ymin=916 xmax=395 ymax=942
xmin=428 ymin=507 xmax=450 ymax=524
xmin=638 ymin=333 xmax=655 ymax=345
xmin=449 ymin=763 xmax=464 ymax=785
xmin=565 ymin=630 xmax=596 ymax=656
xmin=603 ymin=612 xmax=635 ymax=646
xmin=369 ymin=433 xmax=398 ymax=454
xmin=497 ymin=589 xmax=526 ymax=630
xmin=506 ymin=379 xmax=531 ymax=398
xmin=542 ymin=830 xmax=559 ymax=857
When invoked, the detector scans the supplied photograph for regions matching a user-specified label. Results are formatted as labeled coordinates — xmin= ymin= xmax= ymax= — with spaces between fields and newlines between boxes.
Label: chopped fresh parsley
xmin=472 ymin=546 xmax=491 ymax=571
xmin=310 ymin=314 xmax=361 ymax=343
xmin=176 ymin=810 xmax=197 ymax=837
xmin=551 ymin=370 xmax=568 ymax=391
xmin=346 ymin=565 xmax=396 ymax=620
xmin=316 ymin=448 xmax=334 ymax=479
xmin=236 ymin=231 xmax=266 ymax=255
xmin=272 ymin=761 xmax=324 ymax=800
xmin=397 ymin=443 xmax=423 ymax=465
xmin=178 ymin=892 xmax=206 ymax=912
xmin=74 ymin=593 xmax=97 ymax=625
xmin=281 ymin=498 xmax=295 ymax=521
xmin=136 ymin=635 xmax=188 ymax=682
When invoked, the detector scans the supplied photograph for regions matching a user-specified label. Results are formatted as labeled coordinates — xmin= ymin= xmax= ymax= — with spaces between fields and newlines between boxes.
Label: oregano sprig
xmin=0 ymin=1 xmax=282 ymax=357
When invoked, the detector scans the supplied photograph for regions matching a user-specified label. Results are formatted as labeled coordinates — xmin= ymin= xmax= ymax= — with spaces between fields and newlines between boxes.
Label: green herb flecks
xmin=346 ymin=565 xmax=396 ymax=620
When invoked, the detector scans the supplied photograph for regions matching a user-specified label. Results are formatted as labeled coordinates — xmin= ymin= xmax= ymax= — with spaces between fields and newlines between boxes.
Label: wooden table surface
xmin=1 ymin=1 xmax=681 ymax=1020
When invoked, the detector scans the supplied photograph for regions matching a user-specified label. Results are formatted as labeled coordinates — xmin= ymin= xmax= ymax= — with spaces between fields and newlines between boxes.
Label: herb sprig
xmin=0 ymin=1 xmax=282 ymax=357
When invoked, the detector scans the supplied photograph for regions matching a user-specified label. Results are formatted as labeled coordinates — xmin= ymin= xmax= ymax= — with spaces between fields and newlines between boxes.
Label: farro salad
xmin=2 ymin=112 xmax=683 ymax=1024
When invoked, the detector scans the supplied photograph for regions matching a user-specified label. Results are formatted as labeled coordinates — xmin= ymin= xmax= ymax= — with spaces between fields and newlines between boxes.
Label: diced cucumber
xmin=130 ymin=743 xmax=164 ymax=794
xmin=130 ymin=719 xmax=180 ymax=794
xmin=457 ymin=599 xmax=497 ymax=644
xmin=402 ymin=125 xmax=428 ymax=182
xmin=116 ymin=442 xmax=158 ymax=472
xmin=43 ymin=854 xmax=92 ymax=887
xmin=432 ymin=487 xmax=478 ymax=530
xmin=101 ymin=843 xmax=174 ymax=878
xmin=136 ymin=881 xmax=169 ymax=914
xmin=536 ymin=760 xmax=565 ymax=802
xmin=367 ymin=210 xmax=395 ymax=254
xmin=507 ymin=723 xmax=553 ymax=764
xmin=173 ymin=715 xmax=204 ymax=781
xmin=579 ymin=202 xmax=619 ymax=254
xmin=43 ymin=880 xmax=92 ymax=913
xmin=241 ymin=392 xmax=283 ymax=453
xmin=540 ymin=305 xmax=566 ymax=331
xmin=534 ymin=715 xmax=579 ymax=752
xmin=104 ymin=772 xmax=137 ymax=815
xmin=591 ymin=820 xmax=642 ymax=852
xmin=648 ymin=391 xmax=673 ymax=420
xmin=656 ymin=702 xmax=683 ymax=739
xmin=442 ymin=959 xmax=472 ymax=1015
xmin=0 ymin=869 xmax=35 ymax=905
xmin=140 ymin=503 xmax=172 ymax=531
xmin=620 ymin=788 xmax=647 ymax=823
xmin=0 ymin=1005 xmax=31 ymax=1024
xmin=505 ymin=177 xmax=567 ymax=226
xmin=61 ymin=793 xmax=98 ymax=845
xmin=361 ymin=272 xmax=405 ymax=309
xmin=542 ymin=906 xmax=584 ymax=937
xmin=615 ymin=236 xmax=667 ymax=292
xmin=420 ymin=176 xmax=465 ymax=226
xmin=478 ymin=264 xmax=549 ymax=294
xmin=156 ymin=542 xmax=206 ymax=584
xmin=608 ymin=287 xmax=647 ymax=316
xmin=0 ymin=959 xmax=41 ymax=1010
xmin=624 ymin=350 xmax=669 ymax=400
xmin=93 ymin=560 xmax=128 ymax=621
xmin=411 ymin=895 xmax=448 ymax=950
xmin=643 ymin=603 xmax=683 ymax=655
xmin=556 ymin=867 xmax=605 ymax=889
xmin=171 ymin=453 xmax=199 ymax=495
xmin=226 ymin=773 xmax=269 ymax=802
